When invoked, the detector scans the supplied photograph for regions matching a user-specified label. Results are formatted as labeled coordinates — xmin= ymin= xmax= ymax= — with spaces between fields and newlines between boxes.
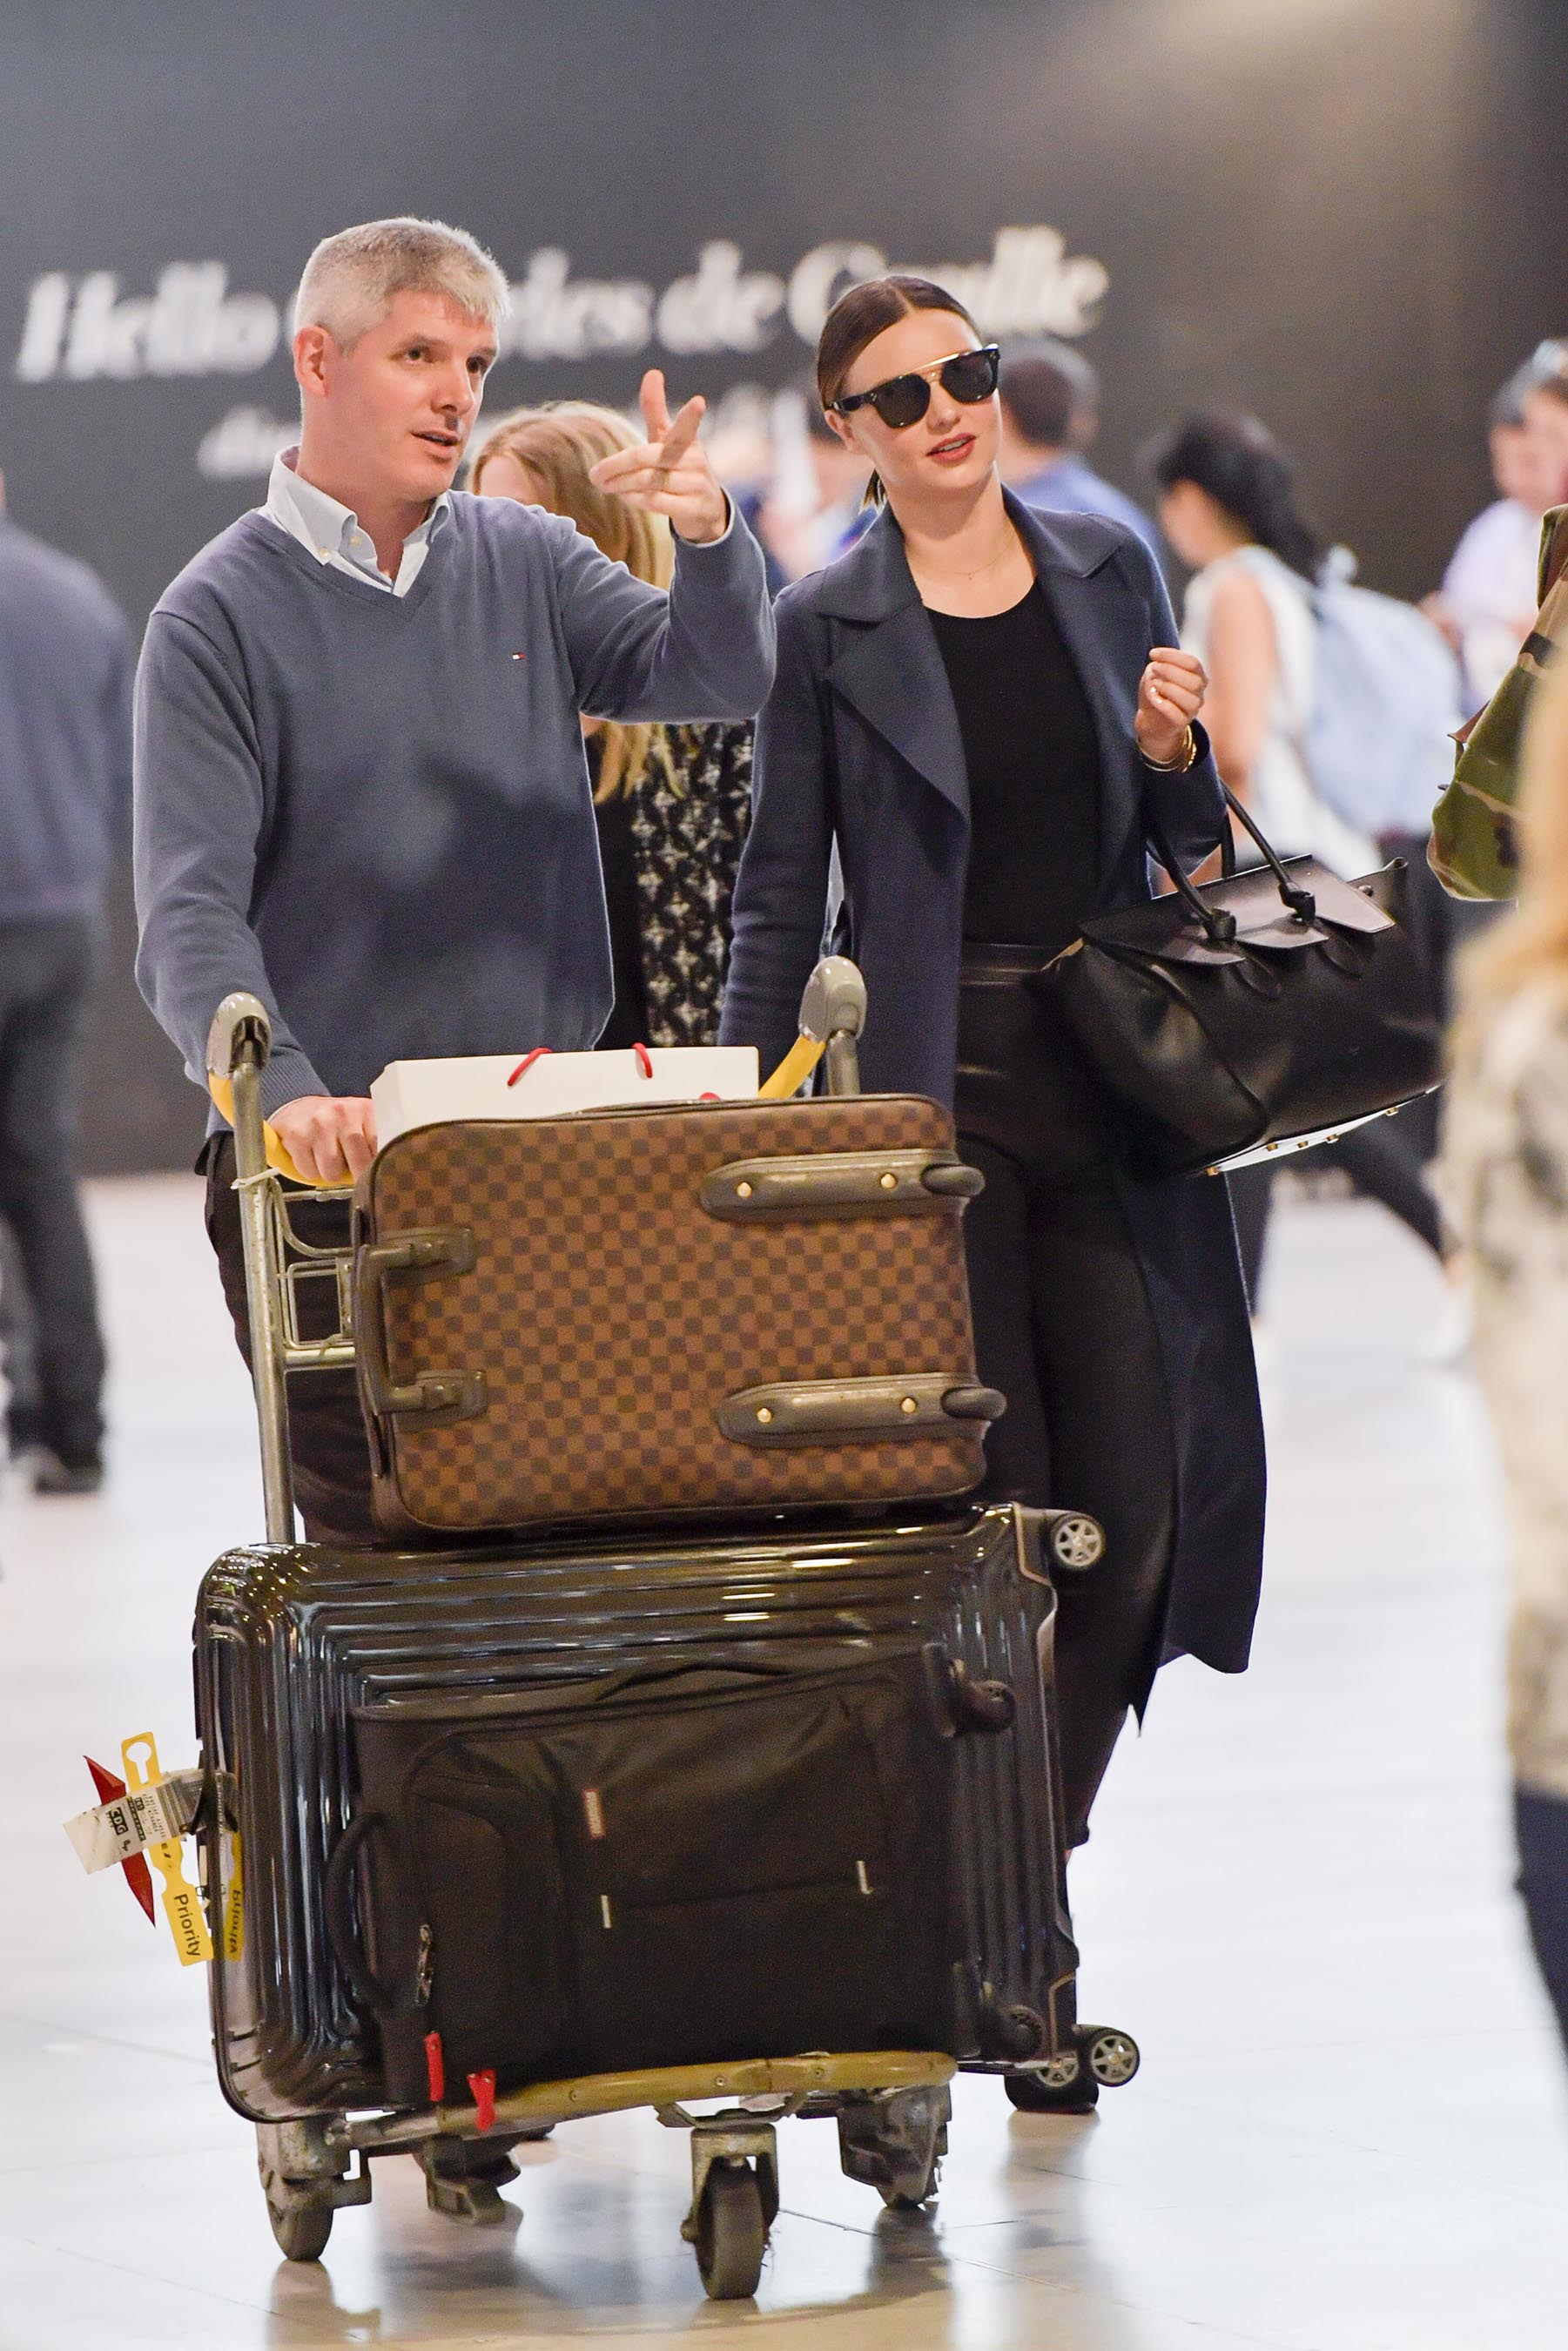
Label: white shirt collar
xmin=263 ymin=447 xmax=451 ymax=592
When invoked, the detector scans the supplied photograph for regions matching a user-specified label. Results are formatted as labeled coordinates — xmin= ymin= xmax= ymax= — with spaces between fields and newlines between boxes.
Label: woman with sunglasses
xmin=721 ymin=277 xmax=1266 ymax=2044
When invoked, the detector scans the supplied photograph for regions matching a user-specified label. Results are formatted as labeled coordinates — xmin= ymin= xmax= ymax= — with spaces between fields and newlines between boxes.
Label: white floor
xmin=2 ymin=1176 xmax=1565 ymax=2351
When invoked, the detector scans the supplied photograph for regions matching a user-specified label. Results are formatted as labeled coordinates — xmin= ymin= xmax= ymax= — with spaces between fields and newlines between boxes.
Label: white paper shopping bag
xmin=371 ymin=1045 xmax=759 ymax=1146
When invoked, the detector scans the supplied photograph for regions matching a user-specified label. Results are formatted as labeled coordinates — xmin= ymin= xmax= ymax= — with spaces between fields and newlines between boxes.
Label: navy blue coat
xmin=720 ymin=495 xmax=1266 ymax=1675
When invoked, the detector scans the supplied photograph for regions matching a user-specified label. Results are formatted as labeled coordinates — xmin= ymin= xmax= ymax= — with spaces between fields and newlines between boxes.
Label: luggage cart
xmin=194 ymin=963 xmax=1134 ymax=2301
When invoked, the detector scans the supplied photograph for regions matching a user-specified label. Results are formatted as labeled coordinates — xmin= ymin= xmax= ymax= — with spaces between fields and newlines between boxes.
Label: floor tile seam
xmin=1122 ymin=2022 xmax=1555 ymax=2063
xmin=993 ymin=2111 xmax=1568 ymax=2214
xmin=763 ymin=2206 xmax=1311 ymax=2351
xmin=0 ymin=2221 xmax=324 ymax=2338
xmin=0 ymin=2130 xmax=246 ymax=2182
xmin=1092 ymin=1772 xmax=1495 ymax=1809
xmin=0 ymin=2011 xmax=213 ymax=2071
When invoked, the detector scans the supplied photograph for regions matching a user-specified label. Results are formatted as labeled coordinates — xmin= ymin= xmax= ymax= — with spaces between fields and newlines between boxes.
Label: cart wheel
xmin=266 ymin=2194 xmax=333 ymax=2262
xmin=881 ymin=2158 xmax=942 ymax=2211
xmin=1080 ymin=2024 xmax=1141 ymax=2087
xmin=693 ymin=2159 xmax=767 ymax=2300
xmin=838 ymin=2083 xmax=950 ymax=2209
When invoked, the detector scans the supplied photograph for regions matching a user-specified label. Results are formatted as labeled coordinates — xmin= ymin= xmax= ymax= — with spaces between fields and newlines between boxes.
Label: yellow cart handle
xmin=205 ymin=1074 xmax=350 ymax=1189
xmin=757 ymin=1034 xmax=826 ymax=1100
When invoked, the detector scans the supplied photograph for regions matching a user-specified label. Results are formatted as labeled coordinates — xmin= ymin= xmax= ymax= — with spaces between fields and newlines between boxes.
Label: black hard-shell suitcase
xmin=194 ymin=1504 xmax=1081 ymax=2123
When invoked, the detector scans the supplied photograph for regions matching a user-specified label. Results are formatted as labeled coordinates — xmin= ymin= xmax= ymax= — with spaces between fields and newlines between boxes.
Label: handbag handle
xmin=1143 ymin=779 xmax=1317 ymax=945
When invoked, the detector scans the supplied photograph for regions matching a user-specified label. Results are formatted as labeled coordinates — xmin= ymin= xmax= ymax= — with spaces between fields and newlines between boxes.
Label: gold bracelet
xmin=1142 ymin=724 xmax=1197 ymax=774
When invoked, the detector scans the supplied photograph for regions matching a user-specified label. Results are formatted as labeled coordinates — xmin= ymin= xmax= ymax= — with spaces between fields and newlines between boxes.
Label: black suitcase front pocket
xmin=353 ymin=1647 xmax=969 ymax=2097
xmin=549 ymin=1686 xmax=925 ymax=2070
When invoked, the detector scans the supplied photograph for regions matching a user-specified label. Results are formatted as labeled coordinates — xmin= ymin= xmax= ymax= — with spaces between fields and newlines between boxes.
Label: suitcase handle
xmin=354 ymin=1231 xmax=487 ymax=1424
xmin=699 ymin=1149 xmax=985 ymax=1220
xmin=719 ymin=1374 xmax=1006 ymax=1445
xmin=323 ymin=1811 xmax=395 ymax=2015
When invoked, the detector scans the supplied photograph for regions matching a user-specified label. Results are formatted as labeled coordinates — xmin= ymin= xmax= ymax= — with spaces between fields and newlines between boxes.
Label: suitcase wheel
xmin=1081 ymin=2025 xmax=1141 ymax=2087
xmin=690 ymin=2159 xmax=768 ymax=2300
xmin=266 ymin=2194 xmax=333 ymax=2262
xmin=1003 ymin=2024 xmax=1141 ymax=2115
xmin=1046 ymin=1512 xmax=1106 ymax=1573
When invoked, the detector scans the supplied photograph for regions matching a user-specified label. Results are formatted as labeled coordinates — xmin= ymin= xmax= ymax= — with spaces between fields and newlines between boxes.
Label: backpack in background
xmin=1306 ymin=556 xmax=1464 ymax=839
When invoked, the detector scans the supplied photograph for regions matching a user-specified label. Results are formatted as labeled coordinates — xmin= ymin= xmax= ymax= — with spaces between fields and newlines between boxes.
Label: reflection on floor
xmin=2 ymin=1175 xmax=1566 ymax=2351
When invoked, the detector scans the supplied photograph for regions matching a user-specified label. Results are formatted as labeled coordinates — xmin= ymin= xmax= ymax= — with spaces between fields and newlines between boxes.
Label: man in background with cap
xmin=998 ymin=338 xmax=1161 ymax=559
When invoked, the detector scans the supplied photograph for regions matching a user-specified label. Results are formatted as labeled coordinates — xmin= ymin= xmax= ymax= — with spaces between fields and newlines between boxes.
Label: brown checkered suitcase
xmin=351 ymin=1095 xmax=1001 ymax=1540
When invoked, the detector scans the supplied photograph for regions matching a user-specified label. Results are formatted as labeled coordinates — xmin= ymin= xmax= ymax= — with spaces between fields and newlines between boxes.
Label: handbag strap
xmin=1143 ymin=778 xmax=1317 ymax=946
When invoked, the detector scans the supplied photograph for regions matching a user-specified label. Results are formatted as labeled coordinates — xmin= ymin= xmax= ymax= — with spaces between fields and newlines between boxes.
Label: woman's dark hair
xmin=816 ymin=274 xmax=984 ymax=504
xmin=1146 ymin=412 xmax=1322 ymax=582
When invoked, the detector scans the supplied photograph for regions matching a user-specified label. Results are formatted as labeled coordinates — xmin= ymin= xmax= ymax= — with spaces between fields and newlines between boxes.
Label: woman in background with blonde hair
xmin=1444 ymin=650 xmax=1568 ymax=2053
xmin=471 ymin=402 xmax=752 ymax=1046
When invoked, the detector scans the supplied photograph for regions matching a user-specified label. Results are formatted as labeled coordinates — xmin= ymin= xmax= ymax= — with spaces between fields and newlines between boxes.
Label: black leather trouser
xmin=956 ymin=949 xmax=1176 ymax=1846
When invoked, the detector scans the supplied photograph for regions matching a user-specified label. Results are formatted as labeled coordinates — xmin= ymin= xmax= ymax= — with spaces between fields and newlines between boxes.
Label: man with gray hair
xmin=134 ymin=216 xmax=774 ymax=1542
xmin=998 ymin=337 xmax=1159 ymax=558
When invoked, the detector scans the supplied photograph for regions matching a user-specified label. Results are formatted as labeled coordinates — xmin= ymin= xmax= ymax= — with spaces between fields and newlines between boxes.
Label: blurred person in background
xmin=470 ymin=401 xmax=752 ymax=1048
xmin=999 ymin=337 xmax=1160 ymax=559
xmin=0 ymin=471 xmax=132 ymax=1494
xmin=1523 ymin=357 xmax=1568 ymax=527
xmin=755 ymin=381 xmax=873 ymax=583
xmin=1437 ymin=346 xmax=1568 ymax=711
xmin=0 ymin=1226 xmax=41 ymax=1472
xmin=1444 ymin=650 xmax=1568 ymax=2053
xmin=697 ymin=392 xmax=790 ymax=599
xmin=1150 ymin=414 xmax=1450 ymax=1328
xmin=722 ymin=277 xmax=1266 ymax=1978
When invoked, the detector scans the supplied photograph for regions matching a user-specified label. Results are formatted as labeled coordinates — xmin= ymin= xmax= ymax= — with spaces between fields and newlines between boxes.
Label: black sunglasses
xmin=831 ymin=344 xmax=1001 ymax=430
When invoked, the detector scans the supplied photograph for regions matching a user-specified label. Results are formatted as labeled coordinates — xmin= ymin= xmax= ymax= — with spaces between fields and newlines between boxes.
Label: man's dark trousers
xmin=0 ymin=916 xmax=105 ymax=1463
xmin=203 ymin=1132 xmax=378 ymax=1547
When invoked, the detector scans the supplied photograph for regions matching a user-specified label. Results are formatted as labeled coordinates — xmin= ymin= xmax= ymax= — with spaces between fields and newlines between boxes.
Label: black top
xmin=588 ymin=738 xmax=651 ymax=1050
xmin=929 ymin=583 xmax=1102 ymax=950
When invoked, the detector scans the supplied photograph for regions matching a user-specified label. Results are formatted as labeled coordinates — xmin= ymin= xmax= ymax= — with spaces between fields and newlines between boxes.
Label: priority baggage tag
xmin=121 ymin=1733 xmax=212 ymax=1967
xmin=222 ymin=1832 xmax=245 ymax=1962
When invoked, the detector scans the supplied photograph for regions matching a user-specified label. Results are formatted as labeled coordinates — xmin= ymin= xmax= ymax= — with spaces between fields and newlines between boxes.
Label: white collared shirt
xmin=262 ymin=447 xmax=451 ymax=596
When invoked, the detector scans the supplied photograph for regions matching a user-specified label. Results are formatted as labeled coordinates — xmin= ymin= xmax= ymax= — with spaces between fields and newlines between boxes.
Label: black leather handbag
xmin=1041 ymin=784 xmax=1443 ymax=1180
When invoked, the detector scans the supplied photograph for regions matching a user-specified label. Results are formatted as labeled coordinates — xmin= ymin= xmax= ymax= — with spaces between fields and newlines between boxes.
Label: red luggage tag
xmin=84 ymin=1757 xmax=156 ymax=1923
xmin=468 ymin=2068 xmax=496 ymax=2132
xmin=425 ymin=2031 xmax=446 ymax=2102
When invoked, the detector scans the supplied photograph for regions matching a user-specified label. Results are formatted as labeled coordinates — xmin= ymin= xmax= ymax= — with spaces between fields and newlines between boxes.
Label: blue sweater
xmin=0 ymin=516 xmax=133 ymax=922
xmin=133 ymin=493 xmax=774 ymax=1121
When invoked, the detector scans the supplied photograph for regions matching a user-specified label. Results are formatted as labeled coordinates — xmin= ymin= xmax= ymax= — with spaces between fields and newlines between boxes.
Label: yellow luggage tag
xmin=122 ymin=1733 xmax=213 ymax=1967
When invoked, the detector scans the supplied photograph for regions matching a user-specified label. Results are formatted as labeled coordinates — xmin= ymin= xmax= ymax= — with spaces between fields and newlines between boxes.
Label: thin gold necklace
xmin=912 ymin=531 xmax=1019 ymax=586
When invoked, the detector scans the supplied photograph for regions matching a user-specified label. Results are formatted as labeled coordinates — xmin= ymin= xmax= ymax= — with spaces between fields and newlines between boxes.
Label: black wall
xmin=2 ymin=0 xmax=1565 ymax=1171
